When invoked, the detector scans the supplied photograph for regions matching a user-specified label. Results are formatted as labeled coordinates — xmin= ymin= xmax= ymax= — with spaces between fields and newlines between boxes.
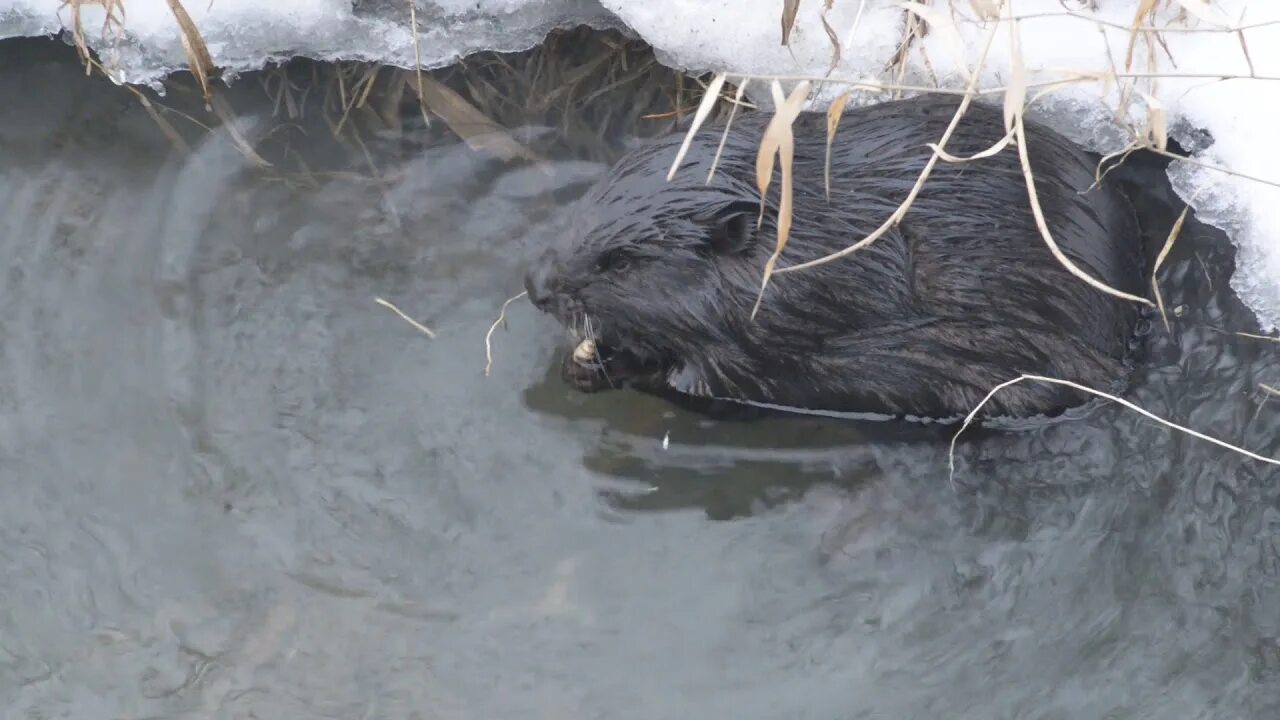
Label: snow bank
xmin=2 ymin=0 xmax=1278 ymax=330
xmin=0 ymin=1 xmax=624 ymax=83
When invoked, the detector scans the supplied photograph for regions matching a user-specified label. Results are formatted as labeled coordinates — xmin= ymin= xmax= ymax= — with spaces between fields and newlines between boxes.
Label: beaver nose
xmin=525 ymin=256 xmax=557 ymax=310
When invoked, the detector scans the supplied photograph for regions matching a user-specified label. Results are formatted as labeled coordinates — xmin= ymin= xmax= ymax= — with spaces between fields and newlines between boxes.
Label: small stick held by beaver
xmin=525 ymin=95 xmax=1155 ymax=421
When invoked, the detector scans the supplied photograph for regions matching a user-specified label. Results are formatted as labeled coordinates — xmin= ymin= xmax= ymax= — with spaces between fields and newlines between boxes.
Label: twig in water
xmin=948 ymin=374 xmax=1280 ymax=488
xmin=485 ymin=291 xmax=528 ymax=376
xmin=375 ymin=297 xmax=436 ymax=338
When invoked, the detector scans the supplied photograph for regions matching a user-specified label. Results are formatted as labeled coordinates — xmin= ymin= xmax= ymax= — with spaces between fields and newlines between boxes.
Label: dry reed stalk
xmin=949 ymin=374 xmax=1280 ymax=487
xmin=208 ymin=92 xmax=272 ymax=167
xmin=1237 ymin=332 xmax=1280 ymax=343
xmin=997 ymin=1 xmax=1155 ymax=307
xmin=750 ymin=79 xmax=813 ymax=319
xmin=407 ymin=0 xmax=431 ymax=128
xmin=824 ymin=91 xmax=851 ymax=200
xmin=707 ymin=79 xmax=751 ymax=183
xmin=166 ymin=0 xmax=215 ymax=105
xmin=781 ymin=0 xmax=801 ymax=46
xmin=1151 ymin=204 xmax=1191 ymax=333
xmin=485 ymin=291 xmax=528 ymax=376
xmin=1012 ymin=115 xmax=1152 ymax=305
xmin=667 ymin=72 xmax=727 ymax=180
xmin=376 ymin=297 xmax=437 ymax=339
xmin=772 ymin=5 xmax=1004 ymax=277
xmin=60 ymin=0 xmax=126 ymax=73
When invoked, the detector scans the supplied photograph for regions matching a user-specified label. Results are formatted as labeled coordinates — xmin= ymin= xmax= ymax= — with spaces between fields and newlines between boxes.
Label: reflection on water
xmin=2 ymin=36 xmax=1279 ymax=720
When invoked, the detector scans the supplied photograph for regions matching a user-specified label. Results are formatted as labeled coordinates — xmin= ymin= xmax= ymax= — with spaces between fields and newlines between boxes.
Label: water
xmin=2 ymin=38 xmax=1279 ymax=720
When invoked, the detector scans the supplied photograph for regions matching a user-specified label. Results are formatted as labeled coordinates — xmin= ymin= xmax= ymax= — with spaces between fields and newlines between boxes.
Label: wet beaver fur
xmin=525 ymin=95 xmax=1153 ymax=420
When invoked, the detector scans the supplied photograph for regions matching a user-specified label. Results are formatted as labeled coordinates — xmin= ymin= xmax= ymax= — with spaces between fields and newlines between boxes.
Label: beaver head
xmin=524 ymin=97 xmax=1148 ymax=420
xmin=523 ymin=126 xmax=795 ymax=405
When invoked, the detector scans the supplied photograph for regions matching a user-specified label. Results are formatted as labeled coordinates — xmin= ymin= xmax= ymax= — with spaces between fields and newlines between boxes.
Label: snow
xmin=1 ymin=0 xmax=1278 ymax=330
xmin=0 ymin=1 xmax=622 ymax=84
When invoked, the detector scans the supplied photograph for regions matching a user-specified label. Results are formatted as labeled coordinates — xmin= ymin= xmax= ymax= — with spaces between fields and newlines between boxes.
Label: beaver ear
xmin=705 ymin=200 xmax=758 ymax=255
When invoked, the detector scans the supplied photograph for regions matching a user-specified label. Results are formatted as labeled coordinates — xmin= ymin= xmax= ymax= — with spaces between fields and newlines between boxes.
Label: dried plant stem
xmin=485 ymin=291 xmax=528 ymax=376
xmin=1144 ymin=146 xmax=1280 ymax=190
xmin=949 ymin=374 xmax=1280 ymax=486
xmin=1012 ymin=111 xmax=1152 ymax=306
xmin=707 ymin=79 xmax=749 ymax=184
xmin=967 ymin=10 xmax=1280 ymax=35
xmin=775 ymin=14 xmax=1004 ymax=276
xmin=375 ymin=297 xmax=436 ymax=339
xmin=1152 ymin=204 xmax=1191 ymax=332
xmin=407 ymin=0 xmax=431 ymax=128
xmin=667 ymin=72 xmax=727 ymax=180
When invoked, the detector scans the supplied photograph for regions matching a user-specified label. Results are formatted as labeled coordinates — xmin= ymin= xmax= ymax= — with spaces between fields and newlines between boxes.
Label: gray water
xmin=2 ymin=39 xmax=1280 ymax=720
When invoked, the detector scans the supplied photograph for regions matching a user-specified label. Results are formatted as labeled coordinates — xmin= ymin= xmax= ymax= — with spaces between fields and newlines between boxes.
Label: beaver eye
xmin=597 ymin=250 xmax=630 ymax=273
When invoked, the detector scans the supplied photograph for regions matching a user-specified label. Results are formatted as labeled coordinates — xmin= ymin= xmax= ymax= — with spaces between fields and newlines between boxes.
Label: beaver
xmin=524 ymin=95 xmax=1153 ymax=420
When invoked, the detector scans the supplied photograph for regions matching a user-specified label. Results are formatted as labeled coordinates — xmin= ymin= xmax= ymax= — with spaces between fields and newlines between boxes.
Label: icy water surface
xmin=2 ymin=38 xmax=1280 ymax=720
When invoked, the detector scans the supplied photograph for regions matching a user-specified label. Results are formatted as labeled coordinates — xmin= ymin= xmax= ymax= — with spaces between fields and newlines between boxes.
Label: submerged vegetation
xmin=58 ymin=0 xmax=737 ymax=176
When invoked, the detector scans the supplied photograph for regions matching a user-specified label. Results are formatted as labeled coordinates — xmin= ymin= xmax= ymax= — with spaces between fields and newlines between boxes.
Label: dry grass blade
xmin=129 ymin=88 xmax=191 ymax=155
xmin=1144 ymin=146 xmax=1280 ymax=190
xmin=754 ymin=80 xmax=787 ymax=216
xmin=166 ymin=0 xmax=215 ymax=104
xmin=668 ymin=72 xmax=727 ymax=181
xmin=1237 ymin=332 xmax=1280 ymax=343
xmin=899 ymin=1 xmax=972 ymax=83
xmin=407 ymin=0 xmax=431 ymax=128
xmin=1000 ymin=7 xmax=1151 ymax=307
xmin=1135 ymin=88 xmax=1168 ymax=151
xmin=1237 ymin=27 xmax=1256 ymax=77
xmin=1001 ymin=5 xmax=1146 ymax=304
xmin=1014 ymin=112 xmax=1151 ymax=306
xmin=840 ymin=0 xmax=871 ymax=61
xmin=1003 ymin=4 xmax=1027 ymax=135
xmin=1091 ymin=142 xmax=1141 ymax=189
xmin=208 ymin=92 xmax=272 ymax=167
xmin=1151 ymin=204 xmax=1190 ymax=332
xmin=776 ymin=15 xmax=1004 ymax=276
xmin=708 ymin=79 xmax=750 ymax=183
xmin=1172 ymin=0 xmax=1232 ymax=28
xmin=1261 ymin=384 xmax=1280 ymax=397
xmin=751 ymin=80 xmax=811 ymax=319
xmin=375 ymin=297 xmax=437 ymax=339
xmin=1124 ymin=0 xmax=1161 ymax=71
xmin=485 ymin=291 xmax=528 ymax=376
xmin=782 ymin=0 xmax=802 ymax=46
xmin=403 ymin=74 xmax=540 ymax=163
xmin=926 ymin=133 xmax=1013 ymax=162
xmin=61 ymin=0 xmax=127 ymax=72
xmin=948 ymin=374 xmax=1280 ymax=486
xmin=820 ymin=12 xmax=842 ymax=75
xmin=824 ymin=91 xmax=850 ymax=201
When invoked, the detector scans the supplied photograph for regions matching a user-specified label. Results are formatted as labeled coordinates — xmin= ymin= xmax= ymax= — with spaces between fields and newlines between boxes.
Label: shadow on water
xmin=2 ymin=34 xmax=1280 ymax=720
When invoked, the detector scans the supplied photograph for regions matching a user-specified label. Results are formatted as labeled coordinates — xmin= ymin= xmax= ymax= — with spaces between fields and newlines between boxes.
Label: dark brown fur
xmin=525 ymin=95 xmax=1151 ymax=420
